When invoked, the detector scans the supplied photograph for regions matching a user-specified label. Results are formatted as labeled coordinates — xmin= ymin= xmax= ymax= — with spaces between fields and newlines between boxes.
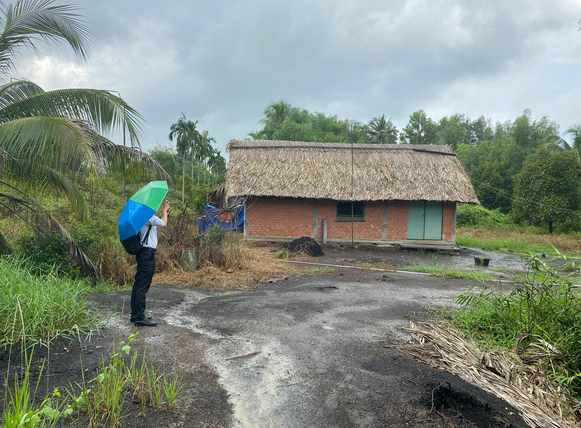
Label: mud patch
xmin=427 ymin=382 xmax=516 ymax=427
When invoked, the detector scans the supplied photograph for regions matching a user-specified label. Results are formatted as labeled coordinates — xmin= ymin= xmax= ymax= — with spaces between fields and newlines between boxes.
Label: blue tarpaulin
xmin=198 ymin=203 xmax=244 ymax=233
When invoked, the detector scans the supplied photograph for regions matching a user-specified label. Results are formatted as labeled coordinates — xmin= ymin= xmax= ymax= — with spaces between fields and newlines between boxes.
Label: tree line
xmin=250 ymin=101 xmax=581 ymax=233
xmin=146 ymin=114 xmax=226 ymax=209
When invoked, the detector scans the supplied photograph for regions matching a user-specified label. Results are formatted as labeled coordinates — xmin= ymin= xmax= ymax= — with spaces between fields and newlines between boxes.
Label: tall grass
xmin=456 ymin=236 xmax=555 ymax=255
xmin=452 ymin=255 xmax=581 ymax=399
xmin=456 ymin=228 xmax=581 ymax=256
xmin=0 ymin=257 xmax=98 ymax=346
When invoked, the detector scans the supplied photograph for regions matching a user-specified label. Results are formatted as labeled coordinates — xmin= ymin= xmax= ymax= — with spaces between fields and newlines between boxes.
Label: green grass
xmin=0 ymin=257 xmax=99 ymax=346
xmin=399 ymin=264 xmax=495 ymax=281
xmin=451 ymin=255 xmax=581 ymax=399
xmin=2 ymin=350 xmax=70 ymax=428
xmin=274 ymin=249 xmax=291 ymax=260
xmin=65 ymin=334 xmax=183 ymax=425
xmin=456 ymin=235 xmax=580 ymax=258
xmin=298 ymin=267 xmax=334 ymax=277
xmin=456 ymin=236 xmax=551 ymax=254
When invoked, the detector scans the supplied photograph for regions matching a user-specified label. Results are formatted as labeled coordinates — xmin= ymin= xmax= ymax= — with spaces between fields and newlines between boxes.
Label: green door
xmin=406 ymin=201 xmax=442 ymax=240
xmin=406 ymin=201 xmax=425 ymax=239
xmin=424 ymin=202 xmax=443 ymax=240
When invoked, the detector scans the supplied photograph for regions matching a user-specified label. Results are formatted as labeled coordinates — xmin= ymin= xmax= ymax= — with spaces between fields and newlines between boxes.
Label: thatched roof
xmin=226 ymin=140 xmax=479 ymax=204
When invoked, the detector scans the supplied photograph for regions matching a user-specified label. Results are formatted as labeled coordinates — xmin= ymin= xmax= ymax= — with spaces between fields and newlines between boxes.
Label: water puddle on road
xmin=162 ymin=290 xmax=301 ymax=427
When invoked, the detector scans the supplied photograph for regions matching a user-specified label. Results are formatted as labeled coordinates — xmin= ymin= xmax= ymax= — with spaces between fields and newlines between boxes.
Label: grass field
xmin=0 ymin=257 xmax=99 ymax=345
xmin=457 ymin=227 xmax=581 ymax=256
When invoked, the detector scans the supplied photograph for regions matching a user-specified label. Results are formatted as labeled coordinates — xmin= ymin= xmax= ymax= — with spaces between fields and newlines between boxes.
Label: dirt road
xmin=2 ymin=267 xmax=528 ymax=427
xmin=105 ymin=268 xmax=525 ymax=427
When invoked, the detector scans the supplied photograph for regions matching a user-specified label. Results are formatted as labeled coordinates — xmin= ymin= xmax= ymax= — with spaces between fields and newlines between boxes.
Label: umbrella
xmin=118 ymin=181 xmax=168 ymax=240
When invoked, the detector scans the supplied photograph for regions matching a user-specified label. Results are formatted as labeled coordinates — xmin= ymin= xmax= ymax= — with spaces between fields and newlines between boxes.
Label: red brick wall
xmin=442 ymin=202 xmax=455 ymax=241
xmin=245 ymin=197 xmax=456 ymax=242
xmin=315 ymin=200 xmax=384 ymax=239
xmin=245 ymin=198 xmax=312 ymax=238
xmin=386 ymin=201 xmax=408 ymax=240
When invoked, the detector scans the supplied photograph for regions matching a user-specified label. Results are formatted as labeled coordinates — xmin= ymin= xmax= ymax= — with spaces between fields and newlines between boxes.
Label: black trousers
xmin=131 ymin=248 xmax=156 ymax=320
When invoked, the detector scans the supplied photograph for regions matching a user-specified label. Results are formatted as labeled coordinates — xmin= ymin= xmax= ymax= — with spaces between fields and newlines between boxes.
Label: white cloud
xmin=18 ymin=56 xmax=90 ymax=88
xmin=9 ymin=0 xmax=581 ymax=152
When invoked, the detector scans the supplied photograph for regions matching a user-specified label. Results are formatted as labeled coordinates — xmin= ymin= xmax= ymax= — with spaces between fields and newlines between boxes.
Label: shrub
xmin=156 ymin=214 xmax=244 ymax=272
xmin=456 ymin=204 xmax=507 ymax=228
xmin=16 ymin=232 xmax=80 ymax=278
xmin=194 ymin=224 xmax=234 ymax=268
xmin=454 ymin=254 xmax=581 ymax=399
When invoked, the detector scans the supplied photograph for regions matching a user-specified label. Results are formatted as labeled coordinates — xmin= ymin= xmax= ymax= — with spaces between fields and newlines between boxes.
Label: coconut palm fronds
xmin=397 ymin=322 xmax=580 ymax=428
xmin=0 ymin=180 xmax=100 ymax=283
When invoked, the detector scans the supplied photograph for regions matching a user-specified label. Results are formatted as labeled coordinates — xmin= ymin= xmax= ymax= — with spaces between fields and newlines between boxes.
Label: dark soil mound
xmin=283 ymin=236 xmax=324 ymax=257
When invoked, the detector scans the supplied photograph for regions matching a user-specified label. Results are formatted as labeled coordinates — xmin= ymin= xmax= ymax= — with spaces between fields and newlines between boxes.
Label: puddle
xmin=442 ymin=247 xmax=527 ymax=273
xmin=326 ymin=246 xmax=529 ymax=276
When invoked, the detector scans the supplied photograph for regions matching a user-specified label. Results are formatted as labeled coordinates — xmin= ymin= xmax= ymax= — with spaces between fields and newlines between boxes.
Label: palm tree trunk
xmin=182 ymin=152 xmax=185 ymax=203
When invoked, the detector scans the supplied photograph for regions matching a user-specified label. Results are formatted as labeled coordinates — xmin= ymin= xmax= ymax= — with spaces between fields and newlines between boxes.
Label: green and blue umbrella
xmin=118 ymin=181 xmax=168 ymax=240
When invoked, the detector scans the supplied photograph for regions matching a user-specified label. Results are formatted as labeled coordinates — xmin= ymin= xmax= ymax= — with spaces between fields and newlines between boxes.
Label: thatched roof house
xmin=226 ymin=140 xmax=478 ymax=203
xmin=226 ymin=140 xmax=479 ymax=248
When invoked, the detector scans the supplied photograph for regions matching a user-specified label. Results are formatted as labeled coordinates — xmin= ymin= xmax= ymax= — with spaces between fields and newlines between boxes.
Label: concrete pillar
xmin=452 ymin=202 xmax=457 ymax=242
xmin=322 ymin=218 xmax=328 ymax=244
xmin=243 ymin=199 xmax=248 ymax=238
xmin=382 ymin=201 xmax=388 ymax=240
xmin=312 ymin=201 xmax=319 ymax=238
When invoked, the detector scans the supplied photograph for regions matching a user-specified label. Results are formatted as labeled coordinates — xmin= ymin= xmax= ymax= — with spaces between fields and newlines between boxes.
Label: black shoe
xmin=130 ymin=316 xmax=152 ymax=323
xmin=134 ymin=318 xmax=157 ymax=327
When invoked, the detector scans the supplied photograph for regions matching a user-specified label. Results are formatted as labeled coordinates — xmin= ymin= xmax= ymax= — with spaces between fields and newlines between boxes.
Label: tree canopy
xmin=511 ymin=149 xmax=580 ymax=233
xmin=250 ymin=101 xmax=581 ymax=232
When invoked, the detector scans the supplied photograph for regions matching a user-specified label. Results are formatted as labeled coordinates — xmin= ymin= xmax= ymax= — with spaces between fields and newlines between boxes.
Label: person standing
xmin=130 ymin=200 xmax=170 ymax=326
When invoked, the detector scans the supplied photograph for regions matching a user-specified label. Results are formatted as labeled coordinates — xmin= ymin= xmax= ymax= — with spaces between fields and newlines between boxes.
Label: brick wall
xmin=442 ymin=201 xmax=455 ymax=241
xmin=316 ymin=200 xmax=384 ymax=239
xmin=245 ymin=197 xmax=456 ymax=242
xmin=245 ymin=197 xmax=312 ymax=238
xmin=386 ymin=201 xmax=408 ymax=240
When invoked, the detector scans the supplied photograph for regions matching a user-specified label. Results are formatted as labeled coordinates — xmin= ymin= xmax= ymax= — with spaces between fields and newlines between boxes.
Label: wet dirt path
xmin=3 ymin=266 xmax=529 ymax=427
xmin=145 ymin=269 xmax=528 ymax=428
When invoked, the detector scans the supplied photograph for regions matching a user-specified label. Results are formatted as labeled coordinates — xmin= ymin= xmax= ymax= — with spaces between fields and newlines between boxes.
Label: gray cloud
xmin=13 ymin=0 xmax=581 ymax=153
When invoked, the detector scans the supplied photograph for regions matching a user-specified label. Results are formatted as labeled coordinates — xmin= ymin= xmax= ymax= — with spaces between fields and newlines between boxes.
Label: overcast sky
xmin=13 ymin=0 xmax=581 ymax=156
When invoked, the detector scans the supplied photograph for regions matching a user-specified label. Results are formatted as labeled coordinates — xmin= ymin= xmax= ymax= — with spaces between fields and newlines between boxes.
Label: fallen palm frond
xmin=397 ymin=322 xmax=581 ymax=428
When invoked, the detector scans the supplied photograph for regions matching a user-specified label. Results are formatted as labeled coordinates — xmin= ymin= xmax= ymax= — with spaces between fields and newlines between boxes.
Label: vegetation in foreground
xmin=0 ymin=257 xmax=98 ymax=346
xmin=1 ymin=334 xmax=182 ymax=428
xmin=450 ymin=255 xmax=581 ymax=401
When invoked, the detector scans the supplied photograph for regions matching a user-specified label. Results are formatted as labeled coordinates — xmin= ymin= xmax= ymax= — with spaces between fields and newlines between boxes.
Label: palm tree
xmin=0 ymin=1 xmax=149 ymax=212
xmin=258 ymin=100 xmax=294 ymax=139
xmin=195 ymin=130 xmax=215 ymax=184
xmin=168 ymin=113 xmax=198 ymax=201
xmin=565 ymin=124 xmax=581 ymax=157
xmin=0 ymin=0 xmax=168 ymax=278
xmin=207 ymin=148 xmax=226 ymax=187
xmin=367 ymin=114 xmax=398 ymax=144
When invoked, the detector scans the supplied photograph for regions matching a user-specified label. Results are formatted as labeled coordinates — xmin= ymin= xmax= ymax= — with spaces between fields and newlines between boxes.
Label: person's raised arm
xmin=160 ymin=200 xmax=170 ymax=227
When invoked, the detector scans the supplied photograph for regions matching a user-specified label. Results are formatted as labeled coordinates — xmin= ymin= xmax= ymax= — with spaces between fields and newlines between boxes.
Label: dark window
xmin=337 ymin=201 xmax=364 ymax=221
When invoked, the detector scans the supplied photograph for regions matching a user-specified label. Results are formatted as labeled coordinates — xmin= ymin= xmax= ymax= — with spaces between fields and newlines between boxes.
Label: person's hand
xmin=164 ymin=200 xmax=171 ymax=215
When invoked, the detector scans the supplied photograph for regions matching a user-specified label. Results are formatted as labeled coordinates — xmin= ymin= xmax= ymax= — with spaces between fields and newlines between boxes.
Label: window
xmin=337 ymin=201 xmax=364 ymax=221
